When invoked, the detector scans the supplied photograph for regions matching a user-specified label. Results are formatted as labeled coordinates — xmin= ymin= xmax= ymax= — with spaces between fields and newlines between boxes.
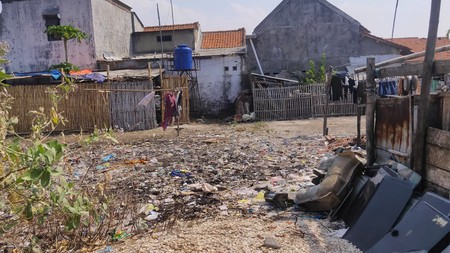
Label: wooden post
xmin=323 ymin=66 xmax=333 ymax=136
xmin=413 ymin=0 xmax=441 ymax=175
xmin=366 ymin=58 xmax=376 ymax=165
xmin=106 ymin=65 xmax=110 ymax=80
xmin=357 ymin=104 xmax=362 ymax=147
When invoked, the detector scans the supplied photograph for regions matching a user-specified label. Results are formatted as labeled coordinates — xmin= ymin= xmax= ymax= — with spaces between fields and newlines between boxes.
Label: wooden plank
xmin=426 ymin=164 xmax=450 ymax=190
xmin=426 ymin=127 xmax=450 ymax=149
xmin=426 ymin=143 xmax=450 ymax=172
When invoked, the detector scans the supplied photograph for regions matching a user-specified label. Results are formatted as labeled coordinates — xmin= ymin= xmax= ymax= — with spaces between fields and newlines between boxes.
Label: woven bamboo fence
xmin=252 ymin=83 xmax=358 ymax=121
xmin=6 ymin=79 xmax=158 ymax=134
xmin=161 ymin=76 xmax=190 ymax=124
xmin=309 ymin=84 xmax=358 ymax=117
xmin=110 ymin=80 xmax=158 ymax=131
xmin=7 ymin=83 xmax=111 ymax=133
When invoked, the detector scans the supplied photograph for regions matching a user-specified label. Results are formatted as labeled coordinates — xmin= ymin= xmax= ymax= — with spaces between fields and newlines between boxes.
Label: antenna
xmin=391 ymin=0 xmax=400 ymax=39
xmin=170 ymin=0 xmax=175 ymax=49
xmin=157 ymin=3 xmax=164 ymax=63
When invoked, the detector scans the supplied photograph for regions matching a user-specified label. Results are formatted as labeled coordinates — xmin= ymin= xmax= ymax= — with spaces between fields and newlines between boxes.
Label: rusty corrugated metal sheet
xmin=375 ymin=97 xmax=412 ymax=162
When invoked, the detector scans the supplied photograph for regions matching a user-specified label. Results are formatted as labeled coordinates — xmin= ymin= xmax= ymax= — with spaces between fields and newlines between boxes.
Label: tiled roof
xmin=201 ymin=28 xmax=246 ymax=49
xmin=144 ymin=22 xmax=200 ymax=32
xmin=387 ymin=37 xmax=450 ymax=61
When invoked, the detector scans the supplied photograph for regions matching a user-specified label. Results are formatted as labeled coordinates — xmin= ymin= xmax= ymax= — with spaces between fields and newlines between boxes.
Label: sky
xmin=0 ymin=0 xmax=448 ymax=38
xmin=120 ymin=0 xmax=450 ymax=39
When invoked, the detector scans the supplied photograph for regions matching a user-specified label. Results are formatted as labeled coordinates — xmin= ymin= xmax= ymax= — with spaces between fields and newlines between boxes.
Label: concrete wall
xmin=0 ymin=0 xmax=96 ymax=72
xmin=195 ymin=54 xmax=244 ymax=116
xmin=132 ymin=30 xmax=198 ymax=55
xmin=248 ymin=0 xmax=402 ymax=75
xmin=91 ymin=0 xmax=133 ymax=60
xmin=132 ymin=12 xmax=144 ymax=32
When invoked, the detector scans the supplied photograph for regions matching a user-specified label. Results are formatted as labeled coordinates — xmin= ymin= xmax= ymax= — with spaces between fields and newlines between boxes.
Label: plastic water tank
xmin=174 ymin=44 xmax=193 ymax=71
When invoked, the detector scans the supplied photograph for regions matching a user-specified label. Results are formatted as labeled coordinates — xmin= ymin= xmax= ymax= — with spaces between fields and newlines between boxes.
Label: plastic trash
xmin=144 ymin=211 xmax=160 ymax=221
xmin=170 ymin=169 xmax=192 ymax=177
xmin=270 ymin=176 xmax=286 ymax=187
xmin=97 ymin=246 xmax=113 ymax=253
xmin=112 ymin=229 xmax=130 ymax=241
xmin=102 ymin=153 xmax=116 ymax=162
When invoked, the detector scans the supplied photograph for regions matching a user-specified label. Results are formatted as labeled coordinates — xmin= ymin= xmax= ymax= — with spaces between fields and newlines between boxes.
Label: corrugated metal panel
xmin=375 ymin=97 xmax=412 ymax=162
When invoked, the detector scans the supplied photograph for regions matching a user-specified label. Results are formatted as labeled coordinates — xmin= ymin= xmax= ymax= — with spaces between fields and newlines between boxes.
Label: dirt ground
xmin=112 ymin=116 xmax=366 ymax=142
xmin=68 ymin=117 xmax=365 ymax=253
xmin=65 ymin=116 xmax=365 ymax=253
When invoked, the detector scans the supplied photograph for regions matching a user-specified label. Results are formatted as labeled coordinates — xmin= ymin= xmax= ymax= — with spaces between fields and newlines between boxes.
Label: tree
xmin=45 ymin=25 xmax=88 ymax=64
xmin=447 ymin=28 xmax=450 ymax=38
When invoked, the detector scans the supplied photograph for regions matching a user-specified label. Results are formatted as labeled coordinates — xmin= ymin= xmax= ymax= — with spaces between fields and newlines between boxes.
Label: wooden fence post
xmin=413 ymin=0 xmax=441 ymax=175
xmin=323 ymin=66 xmax=333 ymax=136
xmin=366 ymin=58 xmax=376 ymax=165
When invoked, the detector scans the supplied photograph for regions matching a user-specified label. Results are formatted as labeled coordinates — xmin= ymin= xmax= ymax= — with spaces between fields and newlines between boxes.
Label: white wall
xmin=0 ymin=0 xmax=96 ymax=72
xmin=91 ymin=0 xmax=133 ymax=60
xmin=196 ymin=54 xmax=244 ymax=116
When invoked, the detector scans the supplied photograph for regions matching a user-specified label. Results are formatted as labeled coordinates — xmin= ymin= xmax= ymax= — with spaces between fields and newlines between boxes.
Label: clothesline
xmin=83 ymin=87 xmax=185 ymax=93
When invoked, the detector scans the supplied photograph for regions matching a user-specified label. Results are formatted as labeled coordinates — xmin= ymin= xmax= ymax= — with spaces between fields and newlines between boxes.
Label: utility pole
xmin=413 ymin=0 xmax=441 ymax=176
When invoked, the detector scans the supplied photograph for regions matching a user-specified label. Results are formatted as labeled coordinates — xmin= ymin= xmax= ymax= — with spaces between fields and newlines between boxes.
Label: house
xmin=133 ymin=23 xmax=247 ymax=117
xmin=132 ymin=22 xmax=201 ymax=55
xmin=0 ymin=0 xmax=144 ymax=73
xmin=248 ymin=0 xmax=411 ymax=75
xmin=195 ymin=28 xmax=247 ymax=116
xmin=388 ymin=37 xmax=450 ymax=62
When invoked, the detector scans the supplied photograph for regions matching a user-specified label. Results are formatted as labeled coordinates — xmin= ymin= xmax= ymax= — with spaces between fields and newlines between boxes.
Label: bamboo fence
xmin=6 ymin=79 xmax=158 ymax=134
xmin=252 ymin=83 xmax=358 ymax=121
xmin=110 ymin=80 xmax=157 ymax=131
xmin=7 ymin=83 xmax=111 ymax=133
xmin=161 ymin=76 xmax=190 ymax=124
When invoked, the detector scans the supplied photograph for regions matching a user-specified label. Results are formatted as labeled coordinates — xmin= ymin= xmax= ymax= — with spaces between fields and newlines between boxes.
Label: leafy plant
xmin=0 ymin=42 xmax=11 ymax=83
xmin=0 ymin=77 xmax=121 ymax=251
xmin=45 ymin=25 xmax=89 ymax=64
xmin=303 ymin=53 xmax=327 ymax=84
xmin=49 ymin=62 xmax=80 ymax=74
xmin=305 ymin=60 xmax=316 ymax=84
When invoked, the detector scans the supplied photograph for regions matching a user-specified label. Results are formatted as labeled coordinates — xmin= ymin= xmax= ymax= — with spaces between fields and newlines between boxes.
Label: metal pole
xmin=354 ymin=45 xmax=450 ymax=73
xmin=170 ymin=0 xmax=175 ymax=49
xmin=157 ymin=4 xmax=164 ymax=61
xmin=391 ymin=0 xmax=400 ymax=39
xmin=413 ymin=0 xmax=441 ymax=176
xmin=249 ymin=38 xmax=264 ymax=75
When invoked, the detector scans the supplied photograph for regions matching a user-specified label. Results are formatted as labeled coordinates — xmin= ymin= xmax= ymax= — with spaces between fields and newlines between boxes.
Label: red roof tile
xmin=144 ymin=22 xmax=200 ymax=32
xmin=387 ymin=37 xmax=450 ymax=61
xmin=201 ymin=28 xmax=246 ymax=49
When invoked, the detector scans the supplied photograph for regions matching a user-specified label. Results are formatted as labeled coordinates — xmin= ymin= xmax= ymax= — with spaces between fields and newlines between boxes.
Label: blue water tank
xmin=174 ymin=44 xmax=193 ymax=71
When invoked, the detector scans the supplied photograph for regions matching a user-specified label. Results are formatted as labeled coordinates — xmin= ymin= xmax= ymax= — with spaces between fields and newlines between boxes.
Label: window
xmin=156 ymin=35 xmax=172 ymax=42
xmin=44 ymin=14 xmax=61 ymax=41
xmin=224 ymin=66 xmax=229 ymax=71
xmin=232 ymin=66 xmax=238 ymax=71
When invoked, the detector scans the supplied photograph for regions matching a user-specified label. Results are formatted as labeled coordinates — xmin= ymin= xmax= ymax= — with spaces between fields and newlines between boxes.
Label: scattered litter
xmin=170 ymin=169 xmax=192 ymax=177
xmin=102 ymin=153 xmax=116 ymax=162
